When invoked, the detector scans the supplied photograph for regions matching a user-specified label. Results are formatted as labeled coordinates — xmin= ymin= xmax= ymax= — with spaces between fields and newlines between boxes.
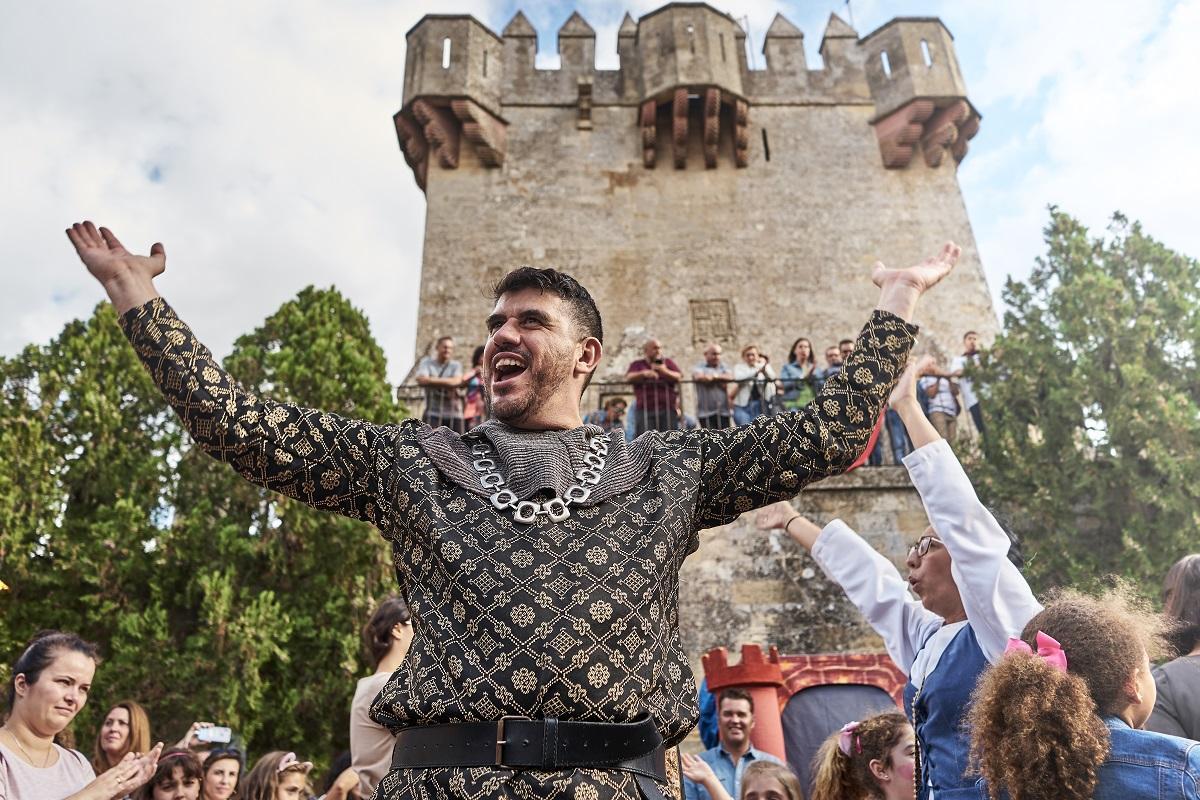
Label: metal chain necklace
xmin=470 ymin=434 xmax=608 ymax=524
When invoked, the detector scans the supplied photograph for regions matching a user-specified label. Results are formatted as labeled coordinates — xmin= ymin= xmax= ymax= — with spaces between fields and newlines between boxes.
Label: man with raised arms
xmin=67 ymin=220 xmax=957 ymax=800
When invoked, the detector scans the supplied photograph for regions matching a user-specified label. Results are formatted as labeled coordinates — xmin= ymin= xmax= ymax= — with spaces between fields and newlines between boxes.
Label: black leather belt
xmin=390 ymin=715 xmax=666 ymax=779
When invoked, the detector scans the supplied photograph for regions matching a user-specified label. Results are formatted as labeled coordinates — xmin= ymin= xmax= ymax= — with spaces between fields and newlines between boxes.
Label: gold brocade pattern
xmin=120 ymin=300 xmax=916 ymax=800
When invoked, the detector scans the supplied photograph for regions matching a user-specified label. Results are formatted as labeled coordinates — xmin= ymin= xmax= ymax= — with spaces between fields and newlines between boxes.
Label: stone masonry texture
xmin=395 ymin=3 xmax=996 ymax=670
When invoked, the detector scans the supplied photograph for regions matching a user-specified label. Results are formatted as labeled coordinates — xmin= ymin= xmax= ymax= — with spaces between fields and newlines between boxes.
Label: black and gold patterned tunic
xmin=119 ymin=300 xmax=917 ymax=800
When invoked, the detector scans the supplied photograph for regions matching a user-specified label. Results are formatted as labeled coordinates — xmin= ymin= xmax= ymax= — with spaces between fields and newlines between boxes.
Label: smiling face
xmin=153 ymin=765 xmax=201 ymax=800
xmin=483 ymin=287 xmax=597 ymax=428
xmin=717 ymin=696 xmax=754 ymax=750
xmin=13 ymin=649 xmax=95 ymax=738
xmin=100 ymin=705 xmax=131 ymax=755
xmin=742 ymin=347 xmax=759 ymax=367
xmin=905 ymin=526 xmax=965 ymax=621
xmin=203 ymin=757 xmax=240 ymax=800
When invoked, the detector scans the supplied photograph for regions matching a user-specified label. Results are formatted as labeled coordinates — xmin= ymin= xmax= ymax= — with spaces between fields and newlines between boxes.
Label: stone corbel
xmin=703 ymin=88 xmax=721 ymax=169
xmin=734 ymin=99 xmax=750 ymax=168
xmin=394 ymin=113 xmax=429 ymax=190
xmin=672 ymin=88 xmax=689 ymax=169
xmin=450 ymin=99 xmax=507 ymax=167
xmin=412 ymin=99 xmax=460 ymax=169
xmin=873 ymin=99 xmax=934 ymax=168
xmin=874 ymin=98 xmax=981 ymax=169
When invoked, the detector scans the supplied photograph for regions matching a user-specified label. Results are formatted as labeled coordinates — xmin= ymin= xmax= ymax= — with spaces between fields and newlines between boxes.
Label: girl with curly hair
xmin=970 ymin=586 xmax=1200 ymax=800
xmin=811 ymin=711 xmax=914 ymax=800
xmin=758 ymin=356 xmax=1041 ymax=799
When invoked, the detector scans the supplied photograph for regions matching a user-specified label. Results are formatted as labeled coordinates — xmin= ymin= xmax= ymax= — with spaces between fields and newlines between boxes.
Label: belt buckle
xmin=495 ymin=715 xmax=530 ymax=766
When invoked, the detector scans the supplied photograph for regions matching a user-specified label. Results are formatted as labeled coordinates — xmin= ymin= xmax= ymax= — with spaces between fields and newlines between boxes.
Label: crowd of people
xmin=37 ymin=224 xmax=1197 ymax=800
xmin=0 ymin=595 xmax=415 ymax=800
xmin=412 ymin=331 xmax=987 ymax=464
xmin=7 ymin=354 xmax=1200 ymax=800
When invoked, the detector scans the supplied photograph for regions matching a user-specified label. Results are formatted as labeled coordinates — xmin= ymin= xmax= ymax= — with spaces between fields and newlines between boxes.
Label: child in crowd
xmin=970 ymin=586 xmax=1200 ymax=800
xmin=240 ymin=751 xmax=313 ymax=800
xmin=132 ymin=749 xmax=203 ymax=800
xmin=740 ymin=761 xmax=804 ymax=800
xmin=811 ymin=711 xmax=914 ymax=800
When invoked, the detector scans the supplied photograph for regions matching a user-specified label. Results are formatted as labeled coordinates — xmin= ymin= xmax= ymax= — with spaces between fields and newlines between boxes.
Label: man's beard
xmin=483 ymin=344 xmax=576 ymax=426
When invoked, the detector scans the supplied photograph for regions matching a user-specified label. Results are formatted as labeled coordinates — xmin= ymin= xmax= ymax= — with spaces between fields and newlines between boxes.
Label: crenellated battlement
xmin=395 ymin=2 xmax=980 ymax=187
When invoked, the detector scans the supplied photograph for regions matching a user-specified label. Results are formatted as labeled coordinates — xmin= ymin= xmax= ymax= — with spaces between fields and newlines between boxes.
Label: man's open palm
xmin=871 ymin=241 xmax=961 ymax=293
xmin=66 ymin=221 xmax=165 ymax=286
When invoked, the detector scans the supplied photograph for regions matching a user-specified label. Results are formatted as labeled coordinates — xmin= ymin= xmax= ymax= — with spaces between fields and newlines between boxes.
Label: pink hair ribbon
xmin=838 ymin=721 xmax=862 ymax=756
xmin=276 ymin=751 xmax=313 ymax=773
xmin=1003 ymin=631 xmax=1069 ymax=673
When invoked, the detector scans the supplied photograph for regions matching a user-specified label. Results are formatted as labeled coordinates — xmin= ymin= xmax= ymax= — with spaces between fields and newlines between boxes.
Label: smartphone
xmin=196 ymin=726 xmax=232 ymax=744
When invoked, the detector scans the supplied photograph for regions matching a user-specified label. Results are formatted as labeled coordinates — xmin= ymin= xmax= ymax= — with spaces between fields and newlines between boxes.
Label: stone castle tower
xmin=394 ymin=3 xmax=996 ymax=665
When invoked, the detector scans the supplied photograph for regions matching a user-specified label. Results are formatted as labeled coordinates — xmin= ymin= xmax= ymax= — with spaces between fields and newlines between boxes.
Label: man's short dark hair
xmin=839 ymin=338 xmax=854 ymax=347
xmin=718 ymin=686 xmax=754 ymax=713
xmin=964 ymin=330 xmax=979 ymax=339
xmin=492 ymin=267 xmax=603 ymax=345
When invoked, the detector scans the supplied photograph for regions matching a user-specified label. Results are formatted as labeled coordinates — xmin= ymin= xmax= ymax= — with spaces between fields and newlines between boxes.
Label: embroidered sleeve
xmin=690 ymin=310 xmax=917 ymax=529
xmin=119 ymin=297 xmax=405 ymax=532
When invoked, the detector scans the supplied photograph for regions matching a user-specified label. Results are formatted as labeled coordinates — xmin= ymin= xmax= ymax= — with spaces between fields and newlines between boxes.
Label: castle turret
xmin=395 ymin=15 xmax=507 ymax=189
xmin=861 ymin=18 xmax=980 ymax=168
xmin=762 ymin=14 xmax=806 ymax=77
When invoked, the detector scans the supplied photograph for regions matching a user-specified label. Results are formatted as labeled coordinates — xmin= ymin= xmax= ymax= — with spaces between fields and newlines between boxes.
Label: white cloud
xmin=6 ymin=0 xmax=1197 ymax=384
xmin=1 ymin=0 xmax=497 ymax=384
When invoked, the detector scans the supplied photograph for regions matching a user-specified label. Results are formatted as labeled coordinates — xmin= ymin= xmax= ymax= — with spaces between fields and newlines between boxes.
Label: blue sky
xmin=3 ymin=1 xmax=1196 ymax=383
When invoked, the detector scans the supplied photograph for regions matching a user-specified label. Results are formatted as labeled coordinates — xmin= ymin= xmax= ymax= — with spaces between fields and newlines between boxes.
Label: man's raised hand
xmin=871 ymin=241 xmax=961 ymax=322
xmin=66 ymin=221 xmax=163 ymax=314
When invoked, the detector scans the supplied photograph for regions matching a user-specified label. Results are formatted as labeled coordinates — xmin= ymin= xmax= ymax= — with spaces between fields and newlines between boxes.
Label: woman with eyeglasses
xmin=351 ymin=596 xmax=414 ymax=798
xmin=757 ymin=355 xmax=1041 ymax=800
xmin=200 ymin=748 xmax=242 ymax=800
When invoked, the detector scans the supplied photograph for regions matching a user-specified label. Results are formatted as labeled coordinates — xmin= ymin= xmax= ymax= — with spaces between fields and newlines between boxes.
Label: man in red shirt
xmin=625 ymin=339 xmax=683 ymax=436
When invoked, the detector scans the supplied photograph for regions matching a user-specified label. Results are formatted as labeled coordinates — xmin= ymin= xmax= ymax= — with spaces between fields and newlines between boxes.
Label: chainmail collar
xmin=418 ymin=419 xmax=654 ymax=506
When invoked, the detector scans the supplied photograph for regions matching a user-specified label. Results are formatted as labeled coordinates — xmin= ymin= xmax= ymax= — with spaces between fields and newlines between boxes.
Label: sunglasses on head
xmin=908 ymin=535 xmax=943 ymax=559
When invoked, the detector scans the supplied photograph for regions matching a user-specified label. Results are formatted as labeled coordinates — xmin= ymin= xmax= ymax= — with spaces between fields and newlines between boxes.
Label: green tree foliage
xmin=970 ymin=209 xmax=1200 ymax=593
xmin=0 ymin=287 xmax=399 ymax=767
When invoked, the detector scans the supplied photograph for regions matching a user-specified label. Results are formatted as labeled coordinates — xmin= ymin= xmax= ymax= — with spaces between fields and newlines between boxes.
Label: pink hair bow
xmin=276 ymin=752 xmax=313 ymax=774
xmin=1003 ymin=631 xmax=1068 ymax=673
xmin=838 ymin=721 xmax=862 ymax=756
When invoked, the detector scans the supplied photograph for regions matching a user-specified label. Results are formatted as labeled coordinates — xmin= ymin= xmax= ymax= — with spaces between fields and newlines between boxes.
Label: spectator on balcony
xmin=730 ymin=345 xmax=776 ymax=426
xmin=815 ymin=345 xmax=843 ymax=393
xmin=693 ymin=343 xmax=734 ymax=429
xmin=918 ymin=359 xmax=960 ymax=442
xmin=462 ymin=345 xmax=485 ymax=430
xmin=839 ymin=338 xmax=855 ymax=363
xmin=779 ymin=337 xmax=817 ymax=411
xmin=415 ymin=336 xmax=465 ymax=433
xmin=950 ymin=331 xmax=983 ymax=436
xmin=625 ymin=338 xmax=683 ymax=436
xmin=583 ymin=397 xmax=627 ymax=434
